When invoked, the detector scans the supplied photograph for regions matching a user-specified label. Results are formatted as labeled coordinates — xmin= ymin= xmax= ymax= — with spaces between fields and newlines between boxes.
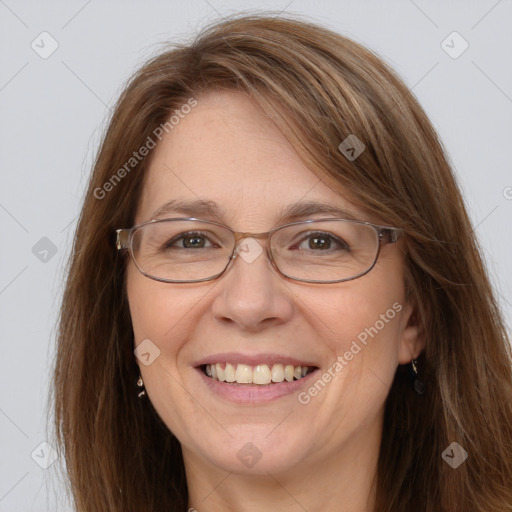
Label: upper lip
xmin=192 ymin=352 xmax=319 ymax=368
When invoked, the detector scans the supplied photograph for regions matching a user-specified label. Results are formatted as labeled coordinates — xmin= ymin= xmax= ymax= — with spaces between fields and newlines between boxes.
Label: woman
xmin=52 ymin=13 xmax=512 ymax=512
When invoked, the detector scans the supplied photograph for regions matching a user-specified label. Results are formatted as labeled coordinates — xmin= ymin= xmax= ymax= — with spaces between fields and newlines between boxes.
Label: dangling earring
xmin=410 ymin=358 xmax=426 ymax=395
xmin=137 ymin=375 xmax=146 ymax=398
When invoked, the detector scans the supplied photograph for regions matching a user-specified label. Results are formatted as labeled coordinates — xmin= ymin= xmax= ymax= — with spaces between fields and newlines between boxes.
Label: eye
xmin=294 ymin=232 xmax=350 ymax=252
xmin=164 ymin=231 xmax=217 ymax=249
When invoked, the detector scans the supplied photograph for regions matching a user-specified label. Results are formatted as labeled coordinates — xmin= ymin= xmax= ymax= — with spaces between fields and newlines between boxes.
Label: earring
xmin=410 ymin=359 xmax=426 ymax=395
xmin=136 ymin=375 xmax=146 ymax=398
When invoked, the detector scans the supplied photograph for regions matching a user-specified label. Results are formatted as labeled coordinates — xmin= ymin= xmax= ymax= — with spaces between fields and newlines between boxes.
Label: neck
xmin=183 ymin=415 xmax=382 ymax=512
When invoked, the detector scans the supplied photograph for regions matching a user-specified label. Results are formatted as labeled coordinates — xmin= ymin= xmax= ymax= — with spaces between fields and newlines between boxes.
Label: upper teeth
xmin=205 ymin=363 xmax=312 ymax=385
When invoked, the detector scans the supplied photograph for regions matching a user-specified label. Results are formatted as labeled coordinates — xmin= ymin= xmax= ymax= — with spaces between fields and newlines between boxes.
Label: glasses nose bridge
xmin=232 ymin=229 xmax=272 ymax=244
xmin=230 ymin=230 xmax=276 ymax=268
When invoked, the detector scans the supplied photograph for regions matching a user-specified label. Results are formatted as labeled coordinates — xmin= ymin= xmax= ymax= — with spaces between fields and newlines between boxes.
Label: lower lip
xmin=196 ymin=367 xmax=320 ymax=404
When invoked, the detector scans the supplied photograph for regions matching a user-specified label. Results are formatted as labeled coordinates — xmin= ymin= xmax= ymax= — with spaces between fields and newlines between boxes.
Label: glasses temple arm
xmin=116 ymin=229 xmax=131 ymax=251
xmin=380 ymin=227 xmax=403 ymax=244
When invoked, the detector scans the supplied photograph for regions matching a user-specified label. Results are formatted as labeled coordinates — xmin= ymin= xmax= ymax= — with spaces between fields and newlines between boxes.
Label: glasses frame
xmin=116 ymin=217 xmax=403 ymax=284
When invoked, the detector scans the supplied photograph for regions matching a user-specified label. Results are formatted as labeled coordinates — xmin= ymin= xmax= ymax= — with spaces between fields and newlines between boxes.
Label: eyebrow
xmin=150 ymin=199 xmax=225 ymax=220
xmin=149 ymin=199 xmax=359 ymax=223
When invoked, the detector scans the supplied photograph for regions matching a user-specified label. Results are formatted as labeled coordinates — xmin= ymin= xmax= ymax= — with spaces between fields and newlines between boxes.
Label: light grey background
xmin=1 ymin=0 xmax=511 ymax=510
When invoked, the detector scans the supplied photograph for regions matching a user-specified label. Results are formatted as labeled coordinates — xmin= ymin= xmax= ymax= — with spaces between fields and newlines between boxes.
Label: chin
xmin=184 ymin=423 xmax=314 ymax=475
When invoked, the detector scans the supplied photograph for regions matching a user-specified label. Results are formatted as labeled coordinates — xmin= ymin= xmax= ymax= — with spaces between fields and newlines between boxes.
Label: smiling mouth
xmin=201 ymin=362 xmax=318 ymax=385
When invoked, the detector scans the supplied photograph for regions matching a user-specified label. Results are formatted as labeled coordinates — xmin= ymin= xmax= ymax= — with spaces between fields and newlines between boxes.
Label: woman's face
xmin=127 ymin=90 xmax=421 ymax=477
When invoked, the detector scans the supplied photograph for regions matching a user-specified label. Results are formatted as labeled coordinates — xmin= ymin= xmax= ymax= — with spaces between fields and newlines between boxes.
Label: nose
xmin=210 ymin=237 xmax=294 ymax=333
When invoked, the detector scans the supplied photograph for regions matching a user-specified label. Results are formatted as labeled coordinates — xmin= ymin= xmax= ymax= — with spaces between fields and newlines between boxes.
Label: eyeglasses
xmin=116 ymin=217 xmax=402 ymax=284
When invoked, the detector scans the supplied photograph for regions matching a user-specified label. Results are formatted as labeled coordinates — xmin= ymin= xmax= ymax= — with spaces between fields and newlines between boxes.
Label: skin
xmin=126 ymin=90 xmax=424 ymax=512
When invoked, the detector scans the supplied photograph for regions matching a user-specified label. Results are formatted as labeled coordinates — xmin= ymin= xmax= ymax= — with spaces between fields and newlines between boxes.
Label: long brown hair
xmin=52 ymin=13 xmax=512 ymax=511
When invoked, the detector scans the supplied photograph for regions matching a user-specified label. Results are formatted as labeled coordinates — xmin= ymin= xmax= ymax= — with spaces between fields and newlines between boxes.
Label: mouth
xmin=201 ymin=362 xmax=316 ymax=386
xmin=201 ymin=362 xmax=318 ymax=385
xmin=193 ymin=353 xmax=321 ymax=403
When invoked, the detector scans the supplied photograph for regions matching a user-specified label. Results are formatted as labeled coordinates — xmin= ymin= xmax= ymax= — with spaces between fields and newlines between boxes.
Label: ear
xmin=397 ymin=300 xmax=426 ymax=365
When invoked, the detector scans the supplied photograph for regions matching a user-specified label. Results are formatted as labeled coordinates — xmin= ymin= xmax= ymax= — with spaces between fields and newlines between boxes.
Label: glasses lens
xmin=271 ymin=220 xmax=379 ymax=282
xmin=131 ymin=220 xmax=234 ymax=282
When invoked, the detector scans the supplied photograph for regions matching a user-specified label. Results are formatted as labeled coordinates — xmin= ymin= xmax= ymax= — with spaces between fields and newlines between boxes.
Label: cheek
xmin=291 ymin=289 xmax=405 ymax=456
xmin=308 ymin=281 xmax=405 ymax=351
xmin=126 ymin=265 xmax=199 ymax=344
xmin=300 ymin=266 xmax=406 ymax=405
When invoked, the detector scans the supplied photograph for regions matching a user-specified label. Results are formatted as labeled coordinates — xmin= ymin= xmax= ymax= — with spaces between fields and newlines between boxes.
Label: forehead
xmin=136 ymin=90 xmax=366 ymax=228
